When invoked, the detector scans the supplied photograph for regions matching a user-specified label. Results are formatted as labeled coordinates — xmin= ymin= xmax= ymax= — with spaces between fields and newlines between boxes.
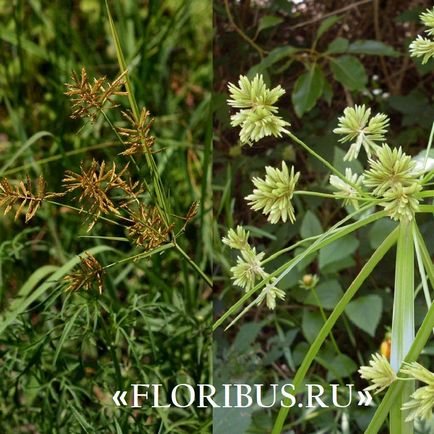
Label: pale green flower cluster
xmin=364 ymin=144 xmax=422 ymax=221
xmin=227 ymin=74 xmax=290 ymax=145
xmin=329 ymin=168 xmax=364 ymax=209
xmin=410 ymin=8 xmax=434 ymax=64
xmin=245 ymin=161 xmax=300 ymax=224
xmin=222 ymin=226 xmax=284 ymax=309
xmin=401 ymin=362 xmax=434 ymax=422
xmin=359 ymin=356 xmax=434 ymax=421
xmin=358 ymin=353 xmax=397 ymax=394
xmin=333 ymin=105 xmax=389 ymax=161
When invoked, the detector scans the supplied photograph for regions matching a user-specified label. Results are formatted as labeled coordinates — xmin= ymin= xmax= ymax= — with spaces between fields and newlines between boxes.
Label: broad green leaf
xmin=316 ymin=15 xmax=341 ymax=40
xmin=368 ymin=219 xmax=398 ymax=249
xmin=291 ymin=65 xmax=325 ymax=117
xmin=302 ymin=309 xmax=323 ymax=343
xmin=258 ymin=15 xmax=283 ymax=33
xmin=213 ymin=404 xmax=254 ymax=434
xmin=233 ymin=322 xmax=263 ymax=353
xmin=249 ymin=46 xmax=298 ymax=76
xmin=319 ymin=236 xmax=359 ymax=270
xmin=300 ymin=210 xmax=323 ymax=239
xmin=326 ymin=37 xmax=349 ymax=54
xmin=326 ymin=354 xmax=358 ymax=382
xmin=304 ymin=280 xmax=344 ymax=310
xmin=348 ymin=40 xmax=400 ymax=57
xmin=345 ymin=295 xmax=383 ymax=337
xmin=322 ymin=79 xmax=334 ymax=105
xmin=330 ymin=55 xmax=367 ymax=91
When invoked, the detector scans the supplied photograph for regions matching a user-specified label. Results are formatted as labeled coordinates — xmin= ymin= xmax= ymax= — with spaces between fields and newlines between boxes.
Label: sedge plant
xmin=216 ymin=8 xmax=434 ymax=434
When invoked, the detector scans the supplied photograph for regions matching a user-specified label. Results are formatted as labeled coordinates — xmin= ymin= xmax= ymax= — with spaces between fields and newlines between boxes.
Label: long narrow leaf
xmin=271 ymin=227 xmax=399 ymax=434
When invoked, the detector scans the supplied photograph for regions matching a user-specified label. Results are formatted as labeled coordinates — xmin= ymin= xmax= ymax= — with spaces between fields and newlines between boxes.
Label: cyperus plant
xmin=216 ymin=7 xmax=434 ymax=434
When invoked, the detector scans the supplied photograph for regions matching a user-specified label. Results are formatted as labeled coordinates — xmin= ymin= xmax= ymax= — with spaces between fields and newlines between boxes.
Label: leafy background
xmin=214 ymin=1 xmax=434 ymax=433
xmin=0 ymin=0 xmax=212 ymax=432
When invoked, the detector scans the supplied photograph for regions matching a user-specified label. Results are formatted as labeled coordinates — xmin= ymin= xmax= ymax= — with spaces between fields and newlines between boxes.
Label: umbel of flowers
xmin=222 ymin=7 xmax=434 ymax=424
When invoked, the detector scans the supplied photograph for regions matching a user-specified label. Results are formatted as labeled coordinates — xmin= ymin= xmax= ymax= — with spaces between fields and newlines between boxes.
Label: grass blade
xmin=271 ymin=227 xmax=399 ymax=434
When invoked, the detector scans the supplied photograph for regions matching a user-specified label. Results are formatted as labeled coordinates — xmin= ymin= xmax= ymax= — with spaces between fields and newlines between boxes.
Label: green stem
xmin=214 ymin=209 xmax=386 ymax=331
xmin=390 ymin=220 xmax=415 ymax=434
xmin=285 ymin=130 xmax=367 ymax=196
xmin=365 ymin=235 xmax=434 ymax=434
xmin=271 ymin=227 xmax=399 ymax=434
xmin=174 ymin=243 xmax=212 ymax=287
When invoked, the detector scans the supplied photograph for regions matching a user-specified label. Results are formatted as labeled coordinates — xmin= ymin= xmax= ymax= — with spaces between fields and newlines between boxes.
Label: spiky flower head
xmin=401 ymin=362 xmax=434 ymax=422
xmin=231 ymin=107 xmax=289 ymax=145
xmin=333 ymin=105 xmax=389 ymax=161
xmin=364 ymin=144 xmax=418 ymax=196
xmin=409 ymin=35 xmax=434 ymax=64
xmin=222 ymin=226 xmax=250 ymax=251
xmin=257 ymin=278 xmax=285 ymax=310
xmin=227 ymin=74 xmax=289 ymax=145
xmin=230 ymin=247 xmax=267 ymax=291
xmin=228 ymin=74 xmax=285 ymax=110
xmin=245 ymin=161 xmax=300 ymax=224
xmin=420 ymin=8 xmax=434 ymax=36
xmin=358 ymin=353 xmax=397 ymax=394
xmin=381 ymin=182 xmax=422 ymax=222
xmin=329 ymin=168 xmax=364 ymax=209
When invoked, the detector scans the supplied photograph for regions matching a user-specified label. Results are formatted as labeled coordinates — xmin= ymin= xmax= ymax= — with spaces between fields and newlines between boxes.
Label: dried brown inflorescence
xmin=127 ymin=204 xmax=173 ymax=251
xmin=117 ymin=108 xmax=156 ymax=156
xmin=64 ymin=252 xmax=104 ymax=294
xmin=63 ymin=159 xmax=141 ymax=230
xmin=0 ymin=175 xmax=64 ymax=222
xmin=65 ymin=67 xmax=128 ymax=122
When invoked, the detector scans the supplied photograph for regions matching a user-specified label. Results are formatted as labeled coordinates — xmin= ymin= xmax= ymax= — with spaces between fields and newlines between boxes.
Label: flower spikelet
xmin=364 ymin=144 xmax=418 ymax=196
xmin=127 ymin=204 xmax=172 ymax=251
xmin=63 ymin=160 xmax=140 ymax=230
xmin=231 ymin=247 xmax=266 ymax=291
xmin=358 ymin=353 xmax=397 ymax=394
xmin=64 ymin=253 xmax=104 ymax=294
xmin=245 ymin=161 xmax=300 ymax=224
xmin=222 ymin=226 xmax=250 ymax=251
xmin=333 ymin=105 xmax=389 ymax=161
xmin=401 ymin=362 xmax=434 ymax=422
xmin=409 ymin=35 xmax=434 ymax=64
xmin=329 ymin=168 xmax=364 ymax=209
xmin=257 ymin=278 xmax=285 ymax=310
xmin=227 ymin=74 xmax=289 ymax=145
xmin=0 ymin=175 xmax=63 ymax=222
xmin=381 ymin=183 xmax=422 ymax=222
xmin=420 ymin=8 xmax=434 ymax=36
xmin=65 ymin=67 xmax=128 ymax=122
xmin=117 ymin=108 xmax=156 ymax=156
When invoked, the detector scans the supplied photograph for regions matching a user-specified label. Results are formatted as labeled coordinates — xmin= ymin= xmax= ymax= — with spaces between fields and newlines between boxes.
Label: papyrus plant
xmin=216 ymin=8 xmax=434 ymax=434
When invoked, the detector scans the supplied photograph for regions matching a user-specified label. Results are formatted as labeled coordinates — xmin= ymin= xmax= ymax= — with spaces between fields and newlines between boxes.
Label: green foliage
xmin=0 ymin=0 xmax=212 ymax=432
